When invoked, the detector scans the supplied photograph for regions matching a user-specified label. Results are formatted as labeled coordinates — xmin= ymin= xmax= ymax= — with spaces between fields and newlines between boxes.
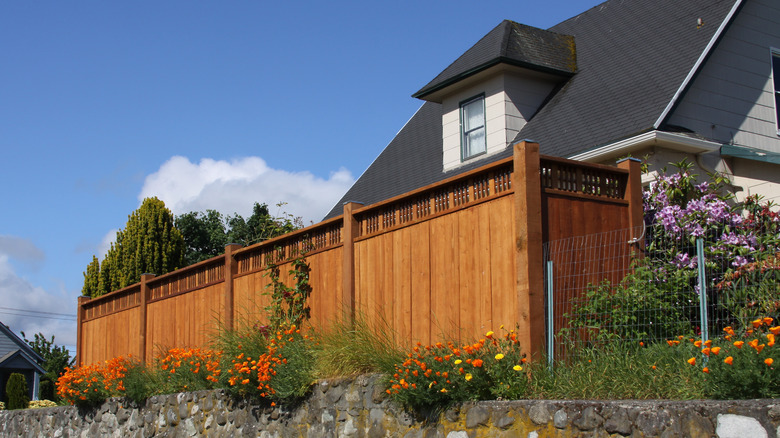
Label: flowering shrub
xmin=569 ymin=161 xmax=780 ymax=344
xmin=157 ymin=348 xmax=222 ymax=393
xmin=681 ymin=317 xmax=780 ymax=399
xmin=224 ymin=324 xmax=315 ymax=404
xmin=386 ymin=328 xmax=528 ymax=410
xmin=56 ymin=356 xmax=133 ymax=407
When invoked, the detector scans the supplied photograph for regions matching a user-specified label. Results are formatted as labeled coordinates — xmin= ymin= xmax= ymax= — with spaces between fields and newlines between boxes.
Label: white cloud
xmin=0 ymin=253 xmax=77 ymax=351
xmin=0 ymin=235 xmax=45 ymax=270
xmin=139 ymin=156 xmax=355 ymax=223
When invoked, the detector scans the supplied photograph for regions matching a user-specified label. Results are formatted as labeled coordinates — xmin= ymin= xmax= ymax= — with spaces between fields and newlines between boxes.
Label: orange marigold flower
xmin=702 ymin=367 xmax=710 ymax=374
xmin=767 ymin=334 xmax=776 ymax=347
xmin=724 ymin=356 xmax=734 ymax=365
xmin=711 ymin=347 xmax=721 ymax=355
xmin=694 ymin=340 xmax=702 ymax=348
xmin=701 ymin=347 xmax=711 ymax=356
xmin=770 ymin=326 xmax=780 ymax=336
xmin=765 ymin=358 xmax=774 ymax=366
xmin=734 ymin=341 xmax=744 ymax=349
xmin=763 ymin=317 xmax=774 ymax=326
xmin=687 ymin=357 xmax=696 ymax=366
xmin=472 ymin=359 xmax=484 ymax=368
xmin=704 ymin=340 xmax=712 ymax=348
xmin=752 ymin=319 xmax=763 ymax=328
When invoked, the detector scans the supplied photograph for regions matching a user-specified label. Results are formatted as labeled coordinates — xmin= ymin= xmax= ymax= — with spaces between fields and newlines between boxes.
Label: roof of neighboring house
xmin=0 ymin=349 xmax=46 ymax=374
xmin=324 ymin=0 xmax=741 ymax=219
xmin=0 ymin=322 xmax=44 ymax=366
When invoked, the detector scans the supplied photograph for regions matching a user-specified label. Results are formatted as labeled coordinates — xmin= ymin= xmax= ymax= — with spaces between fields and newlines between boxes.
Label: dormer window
xmin=461 ymin=95 xmax=486 ymax=160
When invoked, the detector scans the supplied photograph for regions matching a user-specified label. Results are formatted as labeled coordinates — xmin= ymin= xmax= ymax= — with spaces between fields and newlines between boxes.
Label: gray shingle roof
xmin=413 ymin=20 xmax=577 ymax=100
xmin=324 ymin=0 xmax=739 ymax=219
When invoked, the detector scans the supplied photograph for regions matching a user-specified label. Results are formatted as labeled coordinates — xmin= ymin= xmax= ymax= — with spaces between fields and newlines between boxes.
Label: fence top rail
xmin=353 ymin=157 xmax=514 ymax=218
xmin=232 ymin=214 xmax=344 ymax=259
xmin=146 ymin=256 xmax=226 ymax=289
xmin=82 ymin=283 xmax=141 ymax=307
xmin=539 ymin=154 xmax=629 ymax=175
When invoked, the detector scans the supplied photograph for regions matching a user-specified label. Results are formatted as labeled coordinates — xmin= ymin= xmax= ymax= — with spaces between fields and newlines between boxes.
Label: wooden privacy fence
xmin=76 ymin=141 xmax=643 ymax=366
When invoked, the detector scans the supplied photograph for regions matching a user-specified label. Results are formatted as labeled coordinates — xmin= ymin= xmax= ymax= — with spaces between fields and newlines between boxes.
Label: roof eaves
xmin=0 ymin=349 xmax=46 ymax=374
xmin=653 ymin=0 xmax=745 ymax=129
xmin=412 ymin=57 xmax=576 ymax=100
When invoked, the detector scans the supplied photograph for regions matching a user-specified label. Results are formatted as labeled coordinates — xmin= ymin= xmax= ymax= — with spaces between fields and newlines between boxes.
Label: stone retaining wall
xmin=1 ymin=375 xmax=779 ymax=437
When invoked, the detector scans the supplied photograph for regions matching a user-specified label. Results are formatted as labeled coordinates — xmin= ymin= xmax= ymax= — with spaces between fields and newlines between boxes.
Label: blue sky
xmin=0 ymin=1 xmax=603 ymax=353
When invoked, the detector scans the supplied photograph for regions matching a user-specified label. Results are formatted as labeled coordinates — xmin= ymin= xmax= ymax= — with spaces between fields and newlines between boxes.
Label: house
xmin=325 ymin=0 xmax=780 ymax=220
xmin=0 ymin=322 xmax=44 ymax=403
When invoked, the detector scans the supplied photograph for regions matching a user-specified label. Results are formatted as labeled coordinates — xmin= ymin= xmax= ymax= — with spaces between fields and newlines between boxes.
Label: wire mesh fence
xmin=544 ymin=224 xmax=780 ymax=362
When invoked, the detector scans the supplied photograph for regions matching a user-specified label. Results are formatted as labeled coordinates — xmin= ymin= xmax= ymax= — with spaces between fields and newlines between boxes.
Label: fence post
xmin=139 ymin=273 xmax=155 ymax=363
xmin=76 ymin=295 xmax=89 ymax=367
xmin=697 ymin=238 xmax=709 ymax=345
xmin=617 ymin=157 xmax=644 ymax=236
xmin=224 ymin=244 xmax=242 ymax=331
xmin=513 ymin=140 xmax=545 ymax=358
xmin=342 ymin=202 xmax=362 ymax=323
xmin=546 ymin=260 xmax=554 ymax=370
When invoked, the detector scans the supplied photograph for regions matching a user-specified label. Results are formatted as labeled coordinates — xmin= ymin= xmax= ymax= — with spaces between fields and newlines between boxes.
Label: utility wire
xmin=0 ymin=306 xmax=77 ymax=321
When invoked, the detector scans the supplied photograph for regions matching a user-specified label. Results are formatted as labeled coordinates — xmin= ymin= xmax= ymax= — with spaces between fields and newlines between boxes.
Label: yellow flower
xmin=465 ymin=373 xmax=473 ymax=381
xmin=495 ymin=354 xmax=505 ymax=360
xmin=485 ymin=331 xmax=494 ymax=338
xmin=454 ymin=359 xmax=462 ymax=365
xmin=513 ymin=365 xmax=523 ymax=371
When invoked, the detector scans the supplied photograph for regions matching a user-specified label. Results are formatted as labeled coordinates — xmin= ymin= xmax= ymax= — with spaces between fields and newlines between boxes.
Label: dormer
xmin=413 ymin=20 xmax=577 ymax=172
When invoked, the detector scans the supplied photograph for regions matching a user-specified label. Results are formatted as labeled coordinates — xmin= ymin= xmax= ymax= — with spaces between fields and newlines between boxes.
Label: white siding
xmin=668 ymin=0 xmax=780 ymax=153
xmin=441 ymin=72 xmax=557 ymax=172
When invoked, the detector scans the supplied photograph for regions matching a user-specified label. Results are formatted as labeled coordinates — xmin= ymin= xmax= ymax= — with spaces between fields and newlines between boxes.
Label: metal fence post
xmin=546 ymin=260 xmax=554 ymax=371
xmin=696 ymin=238 xmax=708 ymax=346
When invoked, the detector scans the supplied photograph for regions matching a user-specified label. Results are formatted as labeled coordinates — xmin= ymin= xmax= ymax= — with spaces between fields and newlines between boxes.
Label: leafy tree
xmin=226 ymin=202 xmax=299 ymax=247
xmin=175 ymin=210 xmax=228 ymax=265
xmin=82 ymin=197 xmax=185 ymax=297
xmin=21 ymin=332 xmax=73 ymax=402
xmin=175 ymin=202 xmax=300 ymax=265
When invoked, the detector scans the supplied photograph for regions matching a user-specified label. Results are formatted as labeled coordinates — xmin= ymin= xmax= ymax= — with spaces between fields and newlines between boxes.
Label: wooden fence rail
xmin=77 ymin=142 xmax=643 ymax=366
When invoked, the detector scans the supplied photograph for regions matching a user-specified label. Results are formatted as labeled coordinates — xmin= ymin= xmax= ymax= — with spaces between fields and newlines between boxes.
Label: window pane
xmin=465 ymin=128 xmax=486 ymax=157
xmin=463 ymin=99 xmax=484 ymax=131
xmin=773 ymin=54 xmax=780 ymax=90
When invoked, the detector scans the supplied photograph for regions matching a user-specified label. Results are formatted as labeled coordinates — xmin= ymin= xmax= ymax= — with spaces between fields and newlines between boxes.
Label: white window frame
xmin=460 ymin=94 xmax=487 ymax=160
xmin=771 ymin=48 xmax=780 ymax=136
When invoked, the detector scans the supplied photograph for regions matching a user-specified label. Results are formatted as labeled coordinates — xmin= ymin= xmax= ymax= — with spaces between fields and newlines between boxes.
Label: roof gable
xmin=516 ymin=0 xmax=739 ymax=157
xmin=0 ymin=349 xmax=46 ymax=374
xmin=413 ymin=20 xmax=576 ymax=100
xmin=0 ymin=322 xmax=44 ymax=364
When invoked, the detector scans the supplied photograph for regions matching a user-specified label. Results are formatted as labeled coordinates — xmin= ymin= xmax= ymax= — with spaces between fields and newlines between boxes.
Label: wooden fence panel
xmin=145 ymin=283 xmax=223 ymax=359
xmin=77 ymin=145 xmax=643 ymax=364
xmin=81 ymin=307 xmax=140 ymax=365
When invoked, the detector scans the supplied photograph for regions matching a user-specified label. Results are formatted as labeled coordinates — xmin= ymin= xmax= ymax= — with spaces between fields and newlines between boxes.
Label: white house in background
xmin=0 ymin=322 xmax=44 ymax=403
xmin=325 ymin=0 xmax=780 ymax=220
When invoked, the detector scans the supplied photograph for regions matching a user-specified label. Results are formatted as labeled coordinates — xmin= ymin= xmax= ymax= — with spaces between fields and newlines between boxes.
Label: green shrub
xmin=6 ymin=373 xmax=29 ymax=410
xmin=386 ymin=328 xmax=529 ymax=410
xmin=566 ymin=258 xmax=696 ymax=344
